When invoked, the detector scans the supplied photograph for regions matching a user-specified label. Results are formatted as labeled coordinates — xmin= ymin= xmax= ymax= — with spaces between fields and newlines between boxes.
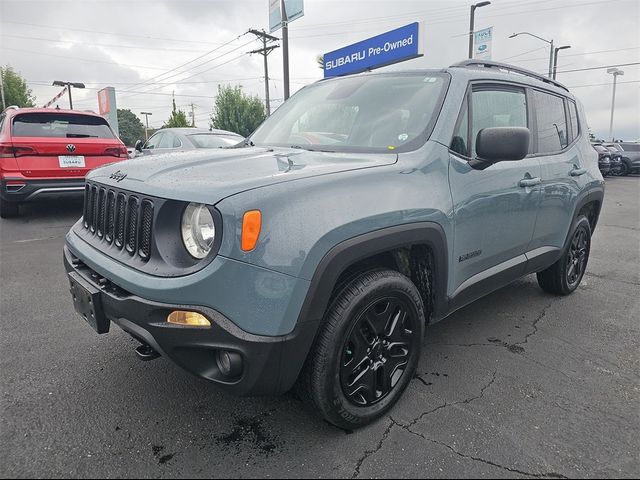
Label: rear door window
xmin=12 ymin=113 xmax=116 ymax=138
xmin=531 ymin=90 xmax=569 ymax=153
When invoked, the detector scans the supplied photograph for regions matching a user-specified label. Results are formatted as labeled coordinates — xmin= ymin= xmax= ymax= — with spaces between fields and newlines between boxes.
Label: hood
xmin=88 ymin=146 xmax=397 ymax=204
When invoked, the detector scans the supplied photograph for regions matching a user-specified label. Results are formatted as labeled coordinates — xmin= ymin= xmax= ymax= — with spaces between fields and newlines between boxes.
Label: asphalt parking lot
xmin=1 ymin=176 xmax=638 ymax=479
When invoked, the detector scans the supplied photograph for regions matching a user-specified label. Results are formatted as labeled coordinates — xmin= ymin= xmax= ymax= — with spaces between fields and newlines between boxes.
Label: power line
xmin=0 ymin=20 xmax=228 ymax=46
xmin=547 ymin=62 xmax=640 ymax=75
xmin=117 ymin=32 xmax=251 ymax=95
xmin=0 ymin=33 xmax=211 ymax=53
xmin=508 ymin=46 xmax=640 ymax=64
xmin=1 ymin=47 xmax=170 ymax=71
xmin=568 ymin=80 xmax=640 ymax=88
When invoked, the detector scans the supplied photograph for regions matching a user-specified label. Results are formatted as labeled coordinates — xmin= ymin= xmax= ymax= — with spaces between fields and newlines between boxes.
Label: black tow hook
xmin=135 ymin=343 xmax=161 ymax=362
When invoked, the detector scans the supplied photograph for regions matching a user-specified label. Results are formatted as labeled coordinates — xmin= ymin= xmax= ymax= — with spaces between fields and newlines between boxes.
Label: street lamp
xmin=140 ymin=112 xmax=153 ymax=141
xmin=509 ymin=32 xmax=554 ymax=78
xmin=607 ymin=68 xmax=624 ymax=141
xmin=552 ymin=45 xmax=571 ymax=80
xmin=469 ymin=1 xmax=491 ymax=59
xmin=52 ymin=81 xmax=85 ymax=110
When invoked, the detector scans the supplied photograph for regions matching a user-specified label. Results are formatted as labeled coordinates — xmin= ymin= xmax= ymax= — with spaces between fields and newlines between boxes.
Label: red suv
xmin=0 ymin=107 xmax=128 ymax=217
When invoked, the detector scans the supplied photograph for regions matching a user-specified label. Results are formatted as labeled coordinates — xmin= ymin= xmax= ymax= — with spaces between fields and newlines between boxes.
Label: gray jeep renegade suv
xmin=64 ymin=60 xmax=604 ymax=429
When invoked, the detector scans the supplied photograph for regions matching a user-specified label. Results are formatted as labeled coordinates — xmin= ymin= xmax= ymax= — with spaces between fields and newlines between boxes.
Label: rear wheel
xmin=0 ymin=197 xmax=19 ymax=218
xmin=298 ymin=269 xmax=425 ymax=430
xmin=537 ymin=216 xmax=591 ymax=295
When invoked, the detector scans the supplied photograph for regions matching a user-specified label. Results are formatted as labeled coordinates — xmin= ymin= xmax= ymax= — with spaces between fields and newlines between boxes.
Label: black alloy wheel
xmin=340 ymin=296 xmax=419 ymax=406
xmin=566 ymin=227 xmax=589 ymax=288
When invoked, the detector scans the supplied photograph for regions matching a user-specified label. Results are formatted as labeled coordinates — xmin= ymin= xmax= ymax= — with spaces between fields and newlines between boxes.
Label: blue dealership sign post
xmin=323 ymin=23 xmax=423 ymax=78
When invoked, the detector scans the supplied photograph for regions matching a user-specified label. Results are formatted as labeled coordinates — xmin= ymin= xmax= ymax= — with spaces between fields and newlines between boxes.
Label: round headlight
xmin=181 ymin=203 xmax=215 ymax=259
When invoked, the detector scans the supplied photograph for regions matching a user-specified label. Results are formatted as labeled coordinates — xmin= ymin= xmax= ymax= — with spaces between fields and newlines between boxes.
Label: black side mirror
xmin=135 ymin=139 xmax=144 ymax=152
xmin=469 ymin=127 xmax=530 ymax=170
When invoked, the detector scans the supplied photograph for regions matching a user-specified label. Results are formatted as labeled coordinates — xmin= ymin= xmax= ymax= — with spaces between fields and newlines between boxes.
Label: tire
xmin=297 ymin=269 xmax=426 ymax=430
xmin=537 ymin=216 xmax=591 ymax=295
xmin=619 ymin=160 xmax=630 ymax=176
xmin=0 ymin=198 xmax=19 ymax=218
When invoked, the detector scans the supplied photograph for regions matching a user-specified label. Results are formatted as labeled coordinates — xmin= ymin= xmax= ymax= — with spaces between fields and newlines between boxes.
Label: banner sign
xmin=474 ymin=27 xmax=493 ymax=60
xmin=269 ymin=0 xmax=304 ymax=33
xmin=42 ymin=87 xmax=67 ymax=108
xmin=323 ymin=22 xmax=423 ymax=78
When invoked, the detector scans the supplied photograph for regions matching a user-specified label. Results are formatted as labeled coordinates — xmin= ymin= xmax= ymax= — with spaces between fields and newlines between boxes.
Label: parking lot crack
xmin=513 ymin=301 xmax=554 ymax=348
xmin=395 ymin=421 xmax=567 ymax=479
xmin=351 ymin=418 xmax=395 ymax=479
xmin=403 ymin=370 xmax=497 ymax=429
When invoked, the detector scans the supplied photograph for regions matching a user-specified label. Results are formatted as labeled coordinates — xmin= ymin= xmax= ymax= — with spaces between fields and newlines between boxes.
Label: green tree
xmin=316 ymin=55 xmax=324 ymax=70
xmin=1 ymin=66 xmax=36 ymax=108
xmin=117 ymin=109 xmax=145 ymax=146
xmin=210 ymin=85 xmax=265 ymax=137
xmin=163 ymin=98 xmax=190 ymax=128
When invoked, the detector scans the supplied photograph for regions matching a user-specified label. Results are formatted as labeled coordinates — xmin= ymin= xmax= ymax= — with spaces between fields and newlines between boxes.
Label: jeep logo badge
xmin=66 ymin=144 xmax=76 ymax=153
xmin=109 ymin=170 xmax=127 ymax=182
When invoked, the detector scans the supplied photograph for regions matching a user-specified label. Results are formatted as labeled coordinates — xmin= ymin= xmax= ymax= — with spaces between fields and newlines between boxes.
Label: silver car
xmin=134 ymin=127 xmax=243 ymax=156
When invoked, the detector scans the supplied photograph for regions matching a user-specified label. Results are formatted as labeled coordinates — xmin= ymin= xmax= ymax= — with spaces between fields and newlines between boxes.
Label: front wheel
xmin=298 ymin=269 xmax=425 ymax=430
xmin=619 ymin=161 xmax=630 ymax=176
xmin=537 ymin=216 xmax=591 ymax=295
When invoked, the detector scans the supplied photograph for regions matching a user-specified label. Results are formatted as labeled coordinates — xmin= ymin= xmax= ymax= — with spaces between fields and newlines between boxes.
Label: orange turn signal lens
xmin=241 ymin=210 xmax=262 ymax=251
xmin=167 ymin=311 xmax=211 ymax=327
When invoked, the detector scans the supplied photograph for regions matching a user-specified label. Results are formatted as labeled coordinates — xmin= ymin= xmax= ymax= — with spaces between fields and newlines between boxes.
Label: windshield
xmin=250 ymin=72 xmax=448 ymax=153
xmin=189 ymin=133 xmax=242 ymax=148
xmin=12 ymin=113 xmax=116 ymax=138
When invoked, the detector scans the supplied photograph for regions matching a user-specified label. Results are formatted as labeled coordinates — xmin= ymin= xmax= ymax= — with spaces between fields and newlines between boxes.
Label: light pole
xmin=469 ymin=1 xmax=491 ymax=59
xmin=52 ymin=81 xmax=85 ymax=110
xmin=607 ymin=68 xmax=624 ymax=141
xmin=509 ymin=32 xmax=554 ymax=78
xmin=552 ymin=45 xmax=571 ymax=80
xmin=140 ymin=112 xmax=153 ymax=141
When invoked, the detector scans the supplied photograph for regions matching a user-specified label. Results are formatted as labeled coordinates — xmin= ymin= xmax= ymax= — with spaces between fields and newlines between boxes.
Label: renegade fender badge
xmin=109 ymin=170 xmax=127 ymax=182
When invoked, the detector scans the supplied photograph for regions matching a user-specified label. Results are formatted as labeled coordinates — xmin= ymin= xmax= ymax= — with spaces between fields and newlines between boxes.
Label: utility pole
xmin=509 ymin=32 xmax=554 ymax=78
xmin=280 ymin=0 xmax=290 ymax=100
xmin=607 ymin=68 xmax=624 ymax=141
xmin=468 ymin=2 xmax=491 ymax=59
xmin=248 ymin=29 xmax=280 ymax=116
xmin=190 ymin=103 xmax=196 ymax=127
xmin=140 ymin=112 xmax=152 ymax=141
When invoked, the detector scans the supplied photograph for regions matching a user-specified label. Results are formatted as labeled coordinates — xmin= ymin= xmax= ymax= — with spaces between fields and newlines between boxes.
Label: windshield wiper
xmin=290 ymin=145 xmax=335 ymax=153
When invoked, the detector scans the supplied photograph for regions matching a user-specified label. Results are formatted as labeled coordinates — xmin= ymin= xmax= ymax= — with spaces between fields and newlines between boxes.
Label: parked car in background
xmin=593 ymin=144 xmax=612 ymax=176
xmin=133 ymin=127 xmax=243 ymax=156
xmin=610 ymin=142 xmax=640 ymax=175
xmin=604 ymin=145 xmax=623 ymax=176
xmin=0 ymin=106 xmax=128 ymax=218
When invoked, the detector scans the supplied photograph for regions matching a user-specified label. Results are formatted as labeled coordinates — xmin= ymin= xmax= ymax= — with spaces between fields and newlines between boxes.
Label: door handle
xmin=570 ymin=167 xmax=587 ymax=176
xmin=519 ymin=177 xmax=542 ymax=188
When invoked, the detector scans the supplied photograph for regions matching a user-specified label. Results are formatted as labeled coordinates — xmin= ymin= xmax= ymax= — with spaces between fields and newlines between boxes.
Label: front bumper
xmin=1 ymin=177 xmax=85 ymax=203
xmin=63 ymin=246 xmax=318 ymax=396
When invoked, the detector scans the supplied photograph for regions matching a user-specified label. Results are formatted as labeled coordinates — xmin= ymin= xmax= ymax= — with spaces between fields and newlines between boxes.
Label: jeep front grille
xmin=82 ymin=182 xmax=154 ymax=261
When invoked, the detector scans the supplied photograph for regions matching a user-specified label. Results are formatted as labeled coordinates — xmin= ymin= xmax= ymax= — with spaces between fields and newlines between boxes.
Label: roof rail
xmin=450 ymin=60 xmax=569 ymax=92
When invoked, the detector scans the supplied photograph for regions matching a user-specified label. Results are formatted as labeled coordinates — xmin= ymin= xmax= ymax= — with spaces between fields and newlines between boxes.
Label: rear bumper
xmin=63 ymin=246 xmax=318 ymax=396
xmin=1 ymin=177 xmax=84 ymax=203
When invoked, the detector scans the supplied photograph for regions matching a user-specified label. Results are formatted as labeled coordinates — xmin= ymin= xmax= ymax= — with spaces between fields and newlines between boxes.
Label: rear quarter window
xmin=12 ymin=113 xmax=116 ymax=139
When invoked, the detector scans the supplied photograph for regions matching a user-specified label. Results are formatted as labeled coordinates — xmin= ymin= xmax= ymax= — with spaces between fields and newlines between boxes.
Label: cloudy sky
xmin=1 ymin=0 xmax=639 ymax=140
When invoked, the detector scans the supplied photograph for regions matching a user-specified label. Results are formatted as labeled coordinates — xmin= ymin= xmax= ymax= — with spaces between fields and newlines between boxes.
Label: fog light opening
xmin=216 ymin=350 xmax=243 ymax=378
xmin=167 ymin=310 xmax=211 ymax=327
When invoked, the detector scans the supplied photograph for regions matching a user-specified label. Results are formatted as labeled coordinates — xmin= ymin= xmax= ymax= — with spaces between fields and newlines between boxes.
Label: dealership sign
xmin=474 ymin=27 xmax=493 ymax=60
xmin=269 ymin=0 xmax=304 ymax=33
xmin=323 ymin=23 xmax=423 ymax=78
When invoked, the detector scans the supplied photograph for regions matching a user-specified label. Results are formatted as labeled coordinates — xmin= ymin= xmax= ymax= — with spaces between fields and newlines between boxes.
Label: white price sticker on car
xmin=58 ymin=156 xmax=85 ymax=168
